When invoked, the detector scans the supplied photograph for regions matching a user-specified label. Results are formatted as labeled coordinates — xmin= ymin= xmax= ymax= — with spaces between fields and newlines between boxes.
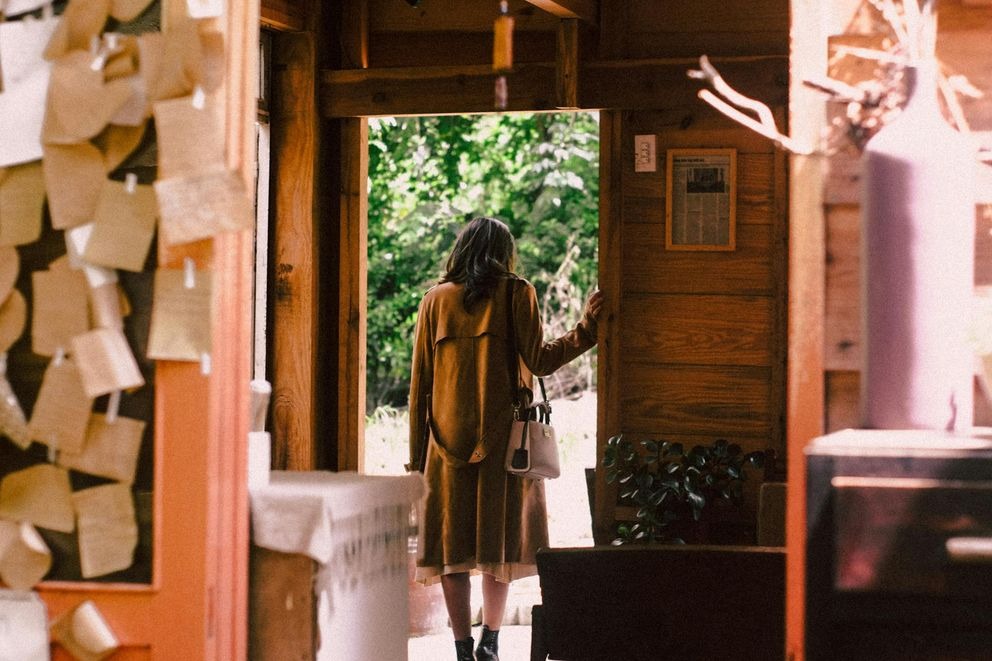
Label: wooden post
xmin=337 ymin=118 xmax=368 ymax=472
xmin=594 ymin=110 xmax=623 ymax=545
xmin=271 ymin=33 xmax=321 ymax=471
xmin=786 ymin=2 xmax=861 ymax=659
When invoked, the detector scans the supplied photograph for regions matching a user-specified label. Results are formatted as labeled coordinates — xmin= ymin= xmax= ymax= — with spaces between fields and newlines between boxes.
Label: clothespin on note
xmin=191 ymin=85 xmax=206 ymax=111
xmin=184 ymin=257 xmax=196 ymax=290
xmin=106 ymin=390 xmax=120 ymax=424
xmin=125 ymin=172 xmax=137 ymax=194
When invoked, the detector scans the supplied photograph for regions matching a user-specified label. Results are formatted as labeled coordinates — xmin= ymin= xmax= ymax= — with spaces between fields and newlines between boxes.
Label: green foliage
xmin=367 ymin=112 xmax=600 ymax=410
xmin=603 ymin=435 xmax=765 ymax=545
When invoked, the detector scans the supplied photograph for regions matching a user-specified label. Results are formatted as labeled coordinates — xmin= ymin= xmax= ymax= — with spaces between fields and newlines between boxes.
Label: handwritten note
xmin=148 ymin=267 xmax=213 ymax=361
xmin=155 ymin=168 xmax=255 ymax=246
xmin=31 ymin=263 xmax=90 ymax=357
xmin=58 ymin=413 xmax=145 ymax=484
xmin=83 ymin=179 xmax=157 ymax=272
xmin=0 ymin=162 xmax=45 ymax=246
xmin=0 ymin=464 xmax=75 ymax=533
xmin=28 ymin=357 xmax=93 ymax=455
xmin=43 ymin=142 xmax=106 ymax=230
xmin=71 ymin=328 xmax=145 ymax=398
xmin=72 ymin=484 xmax=137 ymax=579
xmin=0 ymin=520 xmax=51 ymax=590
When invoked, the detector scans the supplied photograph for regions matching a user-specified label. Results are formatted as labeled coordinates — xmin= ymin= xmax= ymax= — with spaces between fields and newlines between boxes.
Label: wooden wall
xmin=275 ymin=0 xmax=793 ymax=516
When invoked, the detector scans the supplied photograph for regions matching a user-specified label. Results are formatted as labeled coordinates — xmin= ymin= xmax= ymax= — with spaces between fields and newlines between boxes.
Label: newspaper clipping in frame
xmin=666 ymin=149 xmax=736 ymax=251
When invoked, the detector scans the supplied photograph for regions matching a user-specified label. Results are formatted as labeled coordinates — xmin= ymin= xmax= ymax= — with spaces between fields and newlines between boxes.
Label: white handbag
xmin=505 ymin=398 xmax=560 ymax=480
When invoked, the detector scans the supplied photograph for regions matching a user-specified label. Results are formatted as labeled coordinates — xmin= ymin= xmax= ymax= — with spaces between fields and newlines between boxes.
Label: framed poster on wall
xmin=665 ymin=148 xmax=737 ymax=251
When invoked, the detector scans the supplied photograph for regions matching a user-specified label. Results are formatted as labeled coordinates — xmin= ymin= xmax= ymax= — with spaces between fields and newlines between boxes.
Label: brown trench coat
xmin=409 ymin=277 xmax=597 ymax=584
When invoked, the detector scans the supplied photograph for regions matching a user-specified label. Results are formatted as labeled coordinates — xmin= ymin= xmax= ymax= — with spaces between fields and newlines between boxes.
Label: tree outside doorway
xmin=363 ymin=111 xmax=601 ymax=548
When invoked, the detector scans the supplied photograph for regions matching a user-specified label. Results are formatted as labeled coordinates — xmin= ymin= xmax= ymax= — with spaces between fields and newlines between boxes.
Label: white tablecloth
xmin=250 ymin=471 xmax=426 ymax=661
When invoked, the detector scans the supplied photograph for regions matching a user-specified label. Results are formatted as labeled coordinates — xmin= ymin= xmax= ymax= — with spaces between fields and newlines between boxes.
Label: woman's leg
xmin=481 ymin=573 xmax=509 ymax=630
xmin=440 ymin=572 xmax=473 ymax=640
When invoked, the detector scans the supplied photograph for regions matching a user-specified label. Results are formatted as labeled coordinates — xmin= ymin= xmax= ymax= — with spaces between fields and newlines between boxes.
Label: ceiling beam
xmin=319 ymin=56 xmax=787 ymax=117
xmin=523 ymin=0 xmax=598 ymax=25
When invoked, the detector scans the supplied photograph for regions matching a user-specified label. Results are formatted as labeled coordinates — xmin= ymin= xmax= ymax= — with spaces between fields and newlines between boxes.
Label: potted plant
xmin=602 ymin=435 xmax=766 ymax=545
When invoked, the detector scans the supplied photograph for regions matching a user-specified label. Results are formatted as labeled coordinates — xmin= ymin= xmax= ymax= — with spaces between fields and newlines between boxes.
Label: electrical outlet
xmin=634 ymin=134 xmax=656 ymax=172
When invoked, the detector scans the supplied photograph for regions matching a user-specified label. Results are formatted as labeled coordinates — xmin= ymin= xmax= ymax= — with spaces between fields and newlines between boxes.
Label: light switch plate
xmin=634 ymin=134 xmax=656 ymax=172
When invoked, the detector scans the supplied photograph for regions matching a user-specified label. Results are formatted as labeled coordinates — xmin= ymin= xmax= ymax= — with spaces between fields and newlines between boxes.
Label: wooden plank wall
xmin=821 ymin=0 xmax=992 ymax=434
xmin=591 ymin=1 xmax=790 ymax=542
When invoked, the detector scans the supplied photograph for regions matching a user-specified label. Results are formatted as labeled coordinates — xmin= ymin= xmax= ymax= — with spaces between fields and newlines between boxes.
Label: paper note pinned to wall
xmin=0 ymin=359 xmax=30 ymax=450
xmin=0 ymin=290 xmax=27 ymax=355
xmin=0 ymin=589 xmax=49 ymax=661
xmin=43 ymin=142 xmax=107 ymax=230
xmin=152 ymin=95 xmax=224 ymax=179
xmin=51 ymin=599 xmax=120 ymax=661
xmin=58 ymin=413 xmax=145 ymax=484
xmin=43 ymin=0 xmax=111 ymax=61
xmin=72 ymin=483 xmax=137 ymax=579
xmin=0 ymin=247 xmax=17 ymax=304
xmin=0 ymin=15 xmax=59 ymax=167
xmin=83 ymin=179 xmax=157 ymax=272
xmin=148 ymin=267 xmax=213 ymax=361
xmin=31 ymin=263 xmax=90 ymax=357
xmin=155 ymin=168 xmax=255 ymax=246
xmin=0 ymin=464 xmax=75 ymax=533
xmin=0 ymin=520 xmax=52 ymax=590
xmin=71 ymin=328 xmax=145 ymax=398
xmin=0 ymin=162 xmax=45 ymax=246
xmin=28 ymin=357 xmax=93 ymax=455
xmin=42 ymin=51 xmax=133 ymax=145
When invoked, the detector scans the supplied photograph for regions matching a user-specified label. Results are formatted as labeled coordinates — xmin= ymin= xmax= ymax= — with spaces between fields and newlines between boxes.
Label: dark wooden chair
xmin=531 ymin=544 xmax=786 ymax=661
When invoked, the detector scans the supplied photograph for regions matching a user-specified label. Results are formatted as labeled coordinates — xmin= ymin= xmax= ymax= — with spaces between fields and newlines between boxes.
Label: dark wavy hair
xmin=440 ymin=216 xmax=517 ymax=310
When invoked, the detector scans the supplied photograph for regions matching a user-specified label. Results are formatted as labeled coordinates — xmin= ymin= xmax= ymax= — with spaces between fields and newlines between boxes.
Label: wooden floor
xmin=409 ymin=625 xmax=533 ymax=661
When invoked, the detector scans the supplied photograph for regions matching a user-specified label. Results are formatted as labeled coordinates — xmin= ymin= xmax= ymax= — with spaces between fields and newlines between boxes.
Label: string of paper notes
xmin=0 ymin=0 xmax=247 ymax=596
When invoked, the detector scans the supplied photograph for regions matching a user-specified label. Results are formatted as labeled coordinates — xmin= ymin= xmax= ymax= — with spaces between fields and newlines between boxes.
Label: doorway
xmin=362 ymin=111 xmax=600 ymax=544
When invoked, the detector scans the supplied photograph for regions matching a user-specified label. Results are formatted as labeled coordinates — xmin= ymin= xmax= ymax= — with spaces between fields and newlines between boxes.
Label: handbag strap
xmin=504 ymin=278 xmax=548 ymax=416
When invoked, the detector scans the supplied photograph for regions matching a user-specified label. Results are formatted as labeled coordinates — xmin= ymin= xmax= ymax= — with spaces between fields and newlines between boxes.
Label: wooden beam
xmin=524 ymin=0 xmax=598 ymax=25
xmin=320 ymin=56 xmax=788 ymax=117
xmin=556 ymin=18 xmax=579 ymax=108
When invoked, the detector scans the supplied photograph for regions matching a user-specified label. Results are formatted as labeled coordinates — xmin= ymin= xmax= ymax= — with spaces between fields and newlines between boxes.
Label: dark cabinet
xmin=807 ymin=430 xmax=992 ymax=661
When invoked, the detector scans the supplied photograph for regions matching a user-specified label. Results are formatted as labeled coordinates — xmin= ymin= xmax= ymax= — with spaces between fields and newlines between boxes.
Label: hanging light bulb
xmin=493 ymin=0 xmax=514 ymax=110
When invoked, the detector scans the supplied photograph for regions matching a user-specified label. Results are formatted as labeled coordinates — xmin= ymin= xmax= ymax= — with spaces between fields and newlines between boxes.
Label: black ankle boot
xmin=454 ymin=637 xmax=475 ymax=661
xmin=475 ymin=625 xmax=500 ymax=661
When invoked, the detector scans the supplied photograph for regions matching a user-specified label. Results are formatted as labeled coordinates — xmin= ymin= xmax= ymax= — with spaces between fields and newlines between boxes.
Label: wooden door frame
xmin=37 ymin=1 xmax=257 ymax=659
